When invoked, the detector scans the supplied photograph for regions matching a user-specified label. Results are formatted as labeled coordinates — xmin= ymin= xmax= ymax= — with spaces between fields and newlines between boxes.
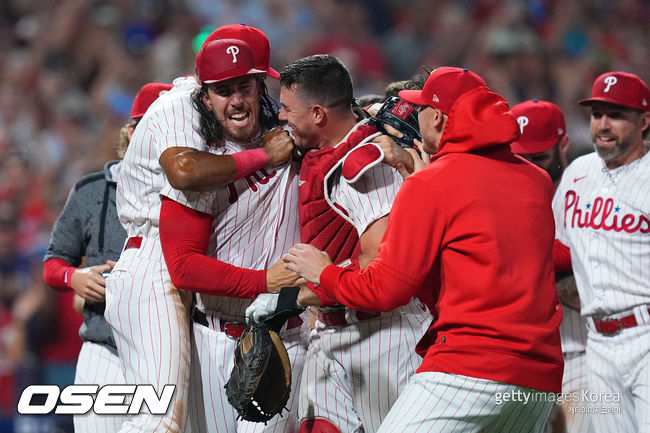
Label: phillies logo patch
xmin=517 ymin=116 xmax=529 ymax=134
xmin=563 ymin=190 xmax=650 ymax=233
xmin=226 ymin=45 xmax=240 ymax=63
xmin=603 ymin=76 xmax=618 ymax=93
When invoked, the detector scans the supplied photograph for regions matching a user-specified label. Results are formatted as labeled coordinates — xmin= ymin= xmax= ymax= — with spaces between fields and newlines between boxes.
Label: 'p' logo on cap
xmin=226 ymin=45 xmax=240 ymax=63
xmin=517 ymin=116 xmax=529 ymax=134
xmin=603 ymin=76 xmax=618 ymax=93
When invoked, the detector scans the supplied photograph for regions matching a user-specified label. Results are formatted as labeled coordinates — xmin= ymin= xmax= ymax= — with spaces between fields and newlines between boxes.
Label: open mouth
xmin=229 ymin=112 xmax=250 ymax=125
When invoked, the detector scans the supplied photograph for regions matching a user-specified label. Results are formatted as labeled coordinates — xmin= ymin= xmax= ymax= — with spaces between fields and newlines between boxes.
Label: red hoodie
xmin=320 ymin=87 xmax=564 ymax=393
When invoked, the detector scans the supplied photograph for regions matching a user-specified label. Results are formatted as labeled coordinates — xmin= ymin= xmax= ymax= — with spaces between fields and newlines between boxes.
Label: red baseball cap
xmin=203 ymin=24 xmax=280 ymax=79
xmin=196 ymin=39 xmax=265 ymax=84
xmin=578 ymin=71 xmax=649 ymax=112
xmin=510 ymin=99 xmax=566 ymax=154
xmin=131 ymin=82 xmax=173 ymax=119
xmin=398 ymin=66 xmax=487 ymax=114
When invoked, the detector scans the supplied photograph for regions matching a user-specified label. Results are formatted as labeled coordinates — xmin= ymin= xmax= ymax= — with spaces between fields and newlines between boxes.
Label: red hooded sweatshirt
xmin=320 ymin=86 xmax=564 ymax=393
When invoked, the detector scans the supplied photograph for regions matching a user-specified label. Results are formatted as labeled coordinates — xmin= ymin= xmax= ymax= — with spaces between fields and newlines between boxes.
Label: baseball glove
xmin=367 ymin=96 xmax=421 ymax=149
xmin=225 ymin=321 xmax=292 ymax=423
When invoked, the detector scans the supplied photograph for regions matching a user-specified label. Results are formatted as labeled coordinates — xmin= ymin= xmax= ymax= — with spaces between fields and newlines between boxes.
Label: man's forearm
xmin=556 ymin=272 xmax=580 ymax=311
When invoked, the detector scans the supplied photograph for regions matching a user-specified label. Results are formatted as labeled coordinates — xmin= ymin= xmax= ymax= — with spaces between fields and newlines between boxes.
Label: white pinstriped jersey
xmin=161 ymin=139 xmax=301 ymax=319
xmin=553 ymin=150 xmax=650 ymax=317
xmin=117 ymin=76 xmax=203 ymax=237
xmin=326 ymin=145 xmax=403 ymax=236
xmin=552 ymin=186 xmax=588 ymax=354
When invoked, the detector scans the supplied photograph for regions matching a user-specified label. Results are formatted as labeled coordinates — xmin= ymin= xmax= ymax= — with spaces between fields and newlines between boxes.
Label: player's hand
xmin=282 ymin=243 xmax=332 ymax=285
xmin=245 ymin=293 xmax=279 ymax=324
xmin=266 ymin=258 xmax=303 ymax=292
xmin=396 ymin=139 xmax=430 ymax=178
xmin=374 ymin=135 xmax=414 ymax=173
xmin=297 ymin=284 xmax=321 ymax=307
xmin=262 ymin=126 xmax=294 ymax=166
xmin=70 ymin=263 xmax=113 ymax=303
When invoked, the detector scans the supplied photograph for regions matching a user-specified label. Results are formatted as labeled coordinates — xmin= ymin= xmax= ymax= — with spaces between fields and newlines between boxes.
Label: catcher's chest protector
xmin=298 ymin=124 xmax=378 ymax=264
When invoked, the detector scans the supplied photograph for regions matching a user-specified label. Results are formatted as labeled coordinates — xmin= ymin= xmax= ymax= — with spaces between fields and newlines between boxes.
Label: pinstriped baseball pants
xmin=376 ymin=371 xmax=554 ymax=433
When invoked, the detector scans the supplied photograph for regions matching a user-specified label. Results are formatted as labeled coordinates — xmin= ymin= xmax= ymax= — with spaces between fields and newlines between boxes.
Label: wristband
xmin=231 ymin=148 xmax=270 ymax=180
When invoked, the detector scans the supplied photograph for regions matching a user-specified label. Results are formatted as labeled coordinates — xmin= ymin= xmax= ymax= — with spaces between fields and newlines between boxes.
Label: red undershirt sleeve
xmin=43 ymin=258 xmax=75 ymax=292
xmin=159 ymin=196 xmax=267 ymax=298
xmin=553 ymin=239 xmax=572 ymax=274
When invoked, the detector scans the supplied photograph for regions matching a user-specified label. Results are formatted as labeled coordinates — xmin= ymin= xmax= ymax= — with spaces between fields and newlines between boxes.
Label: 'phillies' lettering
xmin=227 ymin=168 xmax=277 ymax=204
xmin=563 ymin=190 xmax=650 ymax=234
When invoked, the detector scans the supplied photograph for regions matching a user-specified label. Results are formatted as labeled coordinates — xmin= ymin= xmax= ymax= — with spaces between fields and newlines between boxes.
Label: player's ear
xmin=201 ymin=89 xmax=213 ymax=111
xmin=312 ymin=104 xmax=326 ymax=126
xmin=558 ymin=135 xmax=570 ymax=168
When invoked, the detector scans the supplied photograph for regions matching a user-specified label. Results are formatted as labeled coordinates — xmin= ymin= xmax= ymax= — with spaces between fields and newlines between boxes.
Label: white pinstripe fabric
xmin=553 ymin=151 xmax=650 ymax=433
xmin=298 ymin=149 xmax=432 ymax=432
xmin=190 ymin=313 xmax=309 ymax=433
xmin=73 ymin=342 xmax=128 ymax=433
xmin=376 ymin=371 xmax=554 ymax=433
xmin=104 ymin=237 xmax=194 ymax=433
xmin=160 ymin=137 xmax=301 ymax=319
xmin=161 ymin=132 xmax=305 ymax=430
xmin=328 ymin=154 xmax=403 ymax=236
xmin=556 ymin=351 xmax=592 ymax=433
xmin=585 ymin=321 xmax=650 ymax=433
xmin=116 ymin=75 xmax=203 ymax=238
xmin=299 ymin=300 xmax=431 ymax=433
xmin=553 ymin=151 xmax=650 ymax=317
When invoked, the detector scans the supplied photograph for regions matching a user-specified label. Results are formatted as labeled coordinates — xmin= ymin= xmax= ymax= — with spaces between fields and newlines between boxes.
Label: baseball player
xmin=510 ymin=99 xmax=591 ymax=433
xmin=158 ymin=37 xmax=307 ymax=433
xmin=271 ymin=54 xmax=431 ymax=433
xmin=42 ymin=82 xmax=171 ymax=433
xmin=552 ymin=71 xmax=650 ymax=433
xmin=105 ymin=27 xmax=294 ymax=433
xmin=284 ymin=67 xmax=564 ymax=433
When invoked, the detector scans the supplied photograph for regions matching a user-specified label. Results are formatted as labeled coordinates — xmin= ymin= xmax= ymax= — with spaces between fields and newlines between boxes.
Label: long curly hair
xmin=191 ymin=75 xmax=279 ymax=148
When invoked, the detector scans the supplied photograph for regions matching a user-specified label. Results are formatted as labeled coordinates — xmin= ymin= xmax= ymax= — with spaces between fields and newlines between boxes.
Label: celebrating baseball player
xmin=248 ymin=54 xmax=432 ymax=433
xmin=42 ymin=82 xmax=171 ymax=433
xmin=510 ymin=99 xmax=591 ymax=433
xmin=158 ymin=32 xmax=308 ymax=432
xmin=104 ymin=25 xmax=295 ymax=433
xmin=283 ymin=66 xmax=564 ymax=433
xmin=552 ymin=71 xmax=650 ymax=433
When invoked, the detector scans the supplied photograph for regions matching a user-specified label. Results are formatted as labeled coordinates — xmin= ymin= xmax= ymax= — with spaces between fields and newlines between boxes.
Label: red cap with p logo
xmin=196 ymin=38 xmax=265 ymax=84
xmin=579 ymin=71 xmax=649 ymax=112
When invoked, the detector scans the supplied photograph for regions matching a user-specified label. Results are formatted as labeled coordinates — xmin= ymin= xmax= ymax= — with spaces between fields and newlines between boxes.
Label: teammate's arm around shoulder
xmin=159 ymin=127 xmax=293 ymax=192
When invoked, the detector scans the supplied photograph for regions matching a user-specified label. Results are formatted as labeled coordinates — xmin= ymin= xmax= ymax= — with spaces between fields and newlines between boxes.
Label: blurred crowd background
xmin=0 ymin=0 xmax=648 ymax=431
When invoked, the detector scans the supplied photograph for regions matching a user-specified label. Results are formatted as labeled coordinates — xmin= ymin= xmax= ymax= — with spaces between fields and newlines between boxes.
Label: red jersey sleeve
xmin=553 ymin=239 xmax=572 ymax=274
xmin=43 ymin=258 xmax=75 ymax=292
xmin=159 ymin=197 xmax=267 ymax=298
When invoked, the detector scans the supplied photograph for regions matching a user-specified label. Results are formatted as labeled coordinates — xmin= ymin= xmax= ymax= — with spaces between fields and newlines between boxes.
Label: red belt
xmin=592 ymin=308 xmax=650 ymax=334
xmin=193 ymin=308 xmax=302 ymax=339
xmin=316 ymin=308 xmax=381 ymax=327
xmin=125 ymin=237 xmax=142 ymax=250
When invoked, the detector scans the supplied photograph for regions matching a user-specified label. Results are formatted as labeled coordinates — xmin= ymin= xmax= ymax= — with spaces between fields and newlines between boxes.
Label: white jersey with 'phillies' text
xmin=553 ymin=151 xmax=650 ymax=317
xmin=160 ymin=137 xmax=301 ymax=318
xmin=117 ymin=75 xmax=204 ymax=237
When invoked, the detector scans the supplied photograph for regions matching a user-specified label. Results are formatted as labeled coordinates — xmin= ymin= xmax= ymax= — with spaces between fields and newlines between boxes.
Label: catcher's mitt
xmin=367 ymin=96 xmax=422 ymax=149
xmin=225 ymin=322 xmax=292 ymax=423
